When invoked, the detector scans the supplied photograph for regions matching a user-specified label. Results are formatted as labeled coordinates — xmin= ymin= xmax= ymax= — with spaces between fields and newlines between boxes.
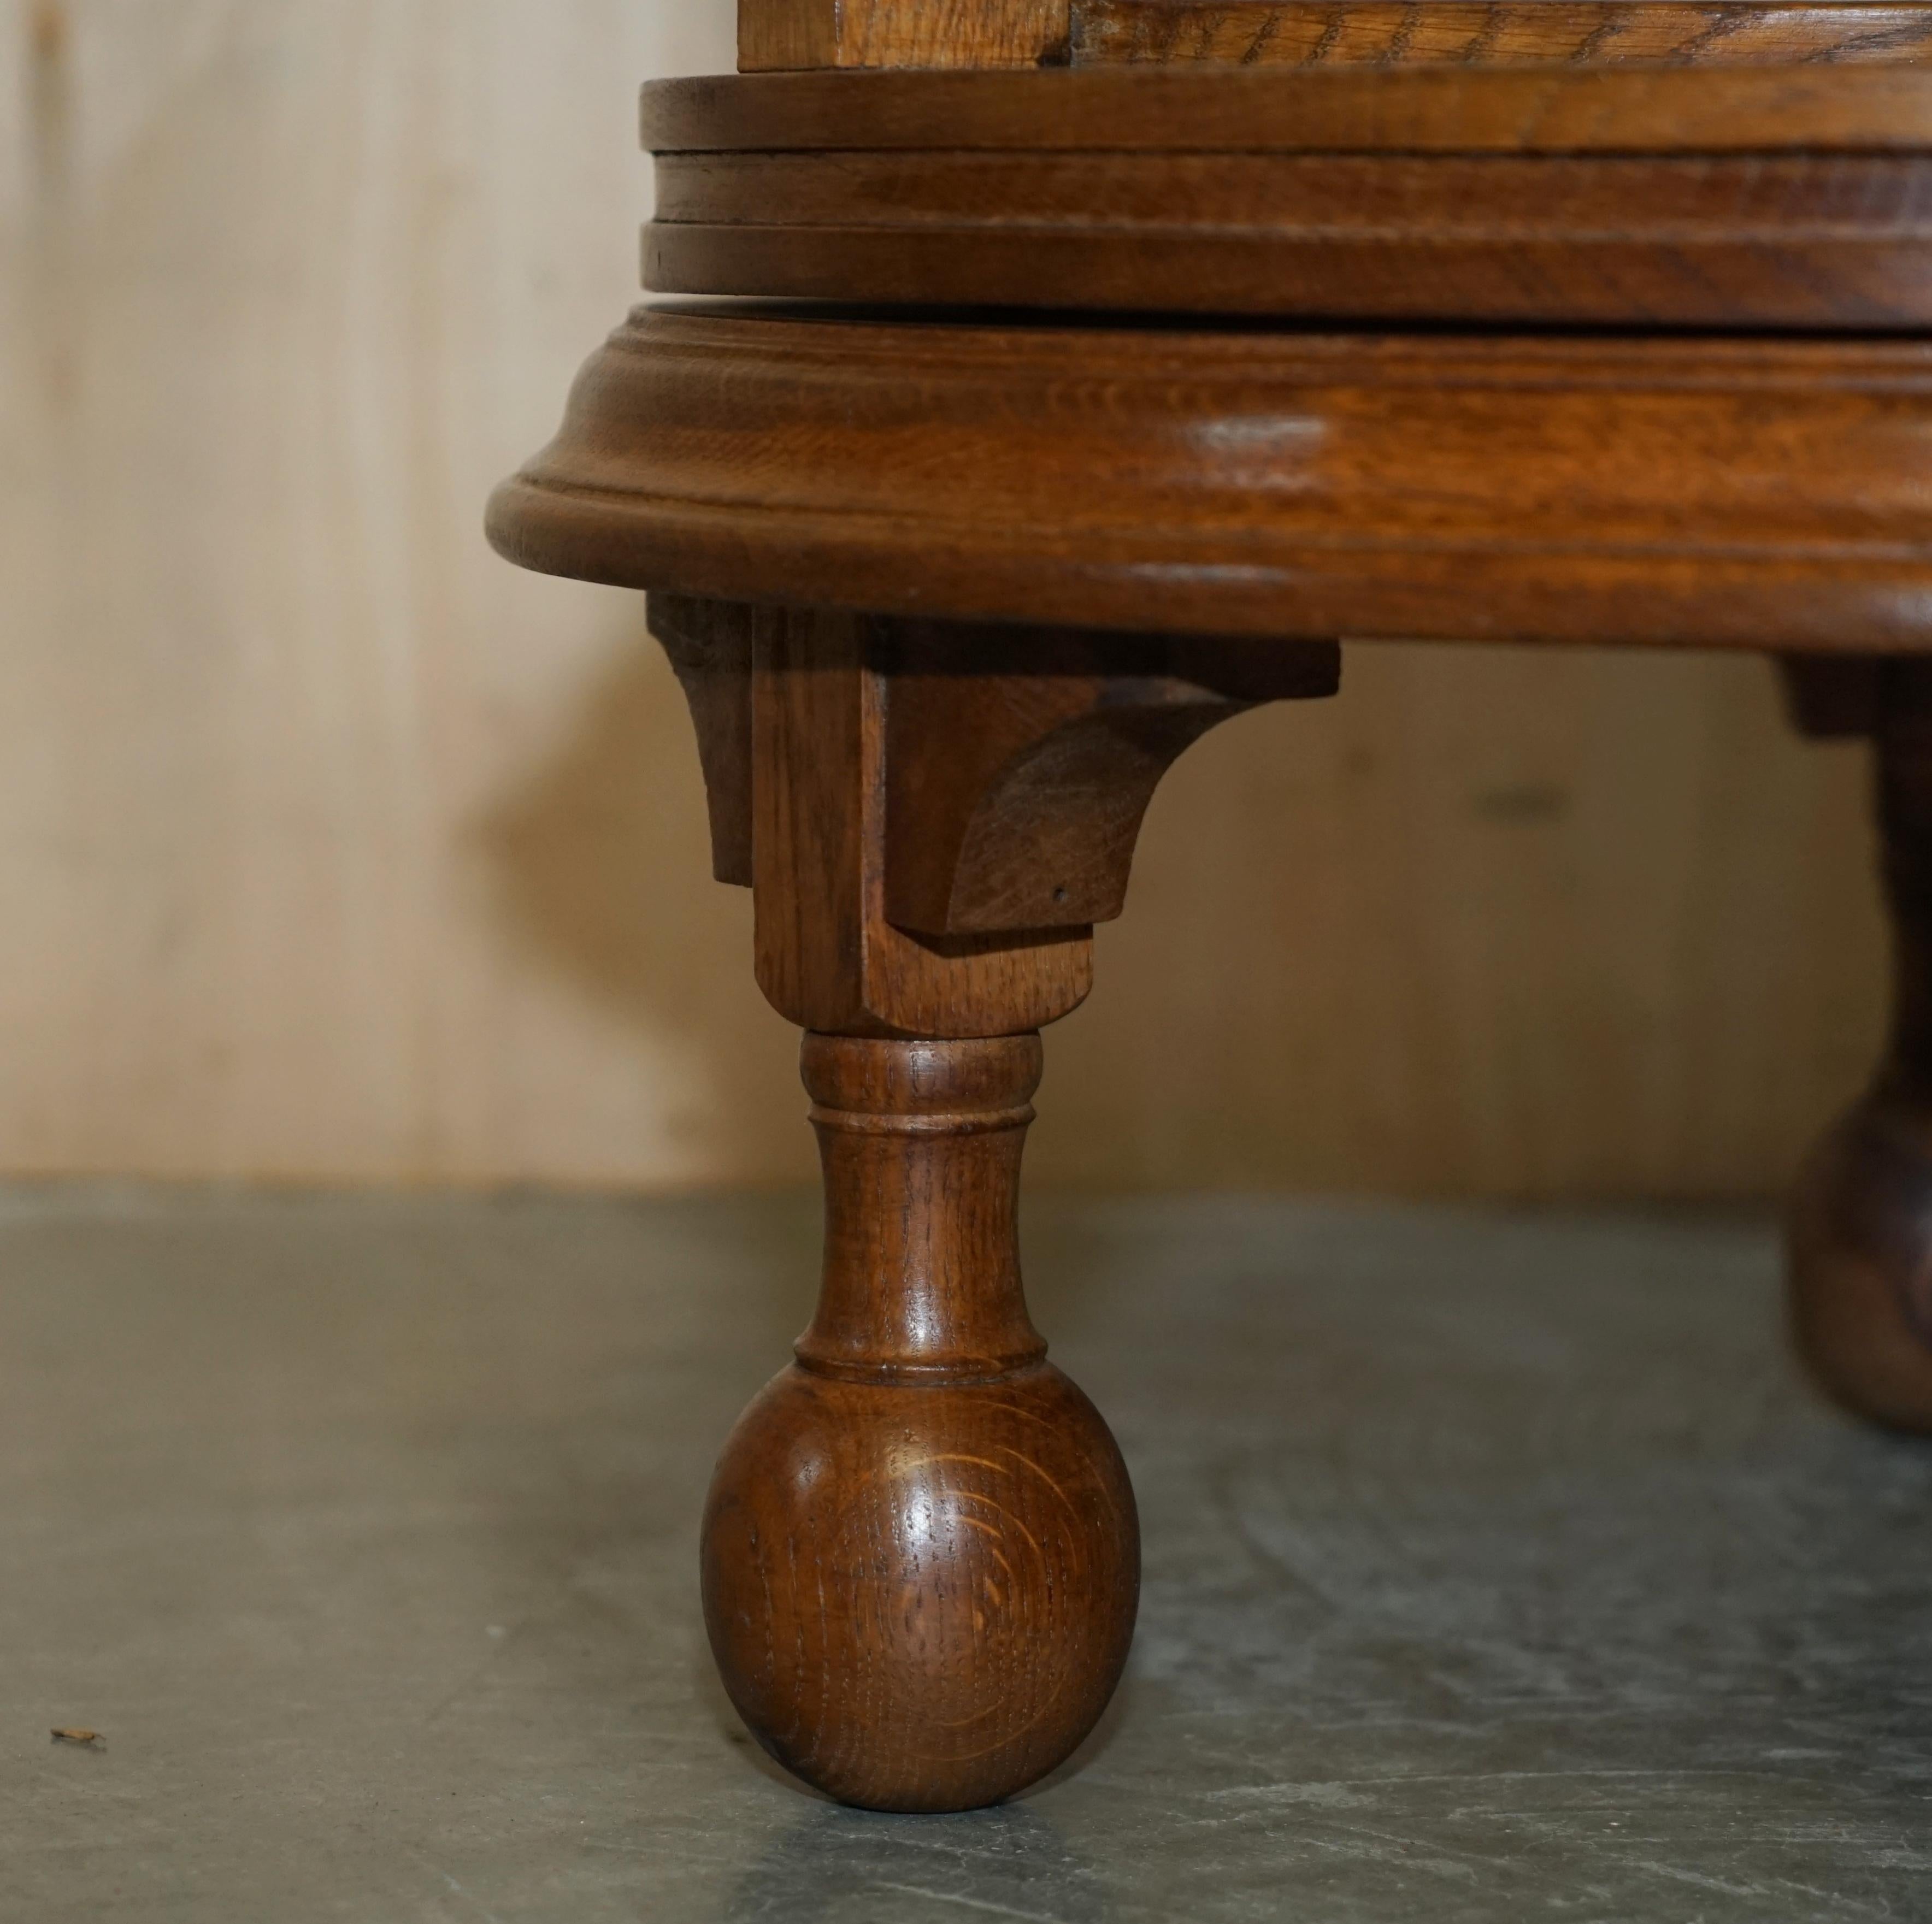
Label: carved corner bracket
xmin=650 ymin=593 xmax=756 ymax=887
xmin=648 ymin=594 xmax=1338 ymax=1035
xmin=876 ymin=618 xmax=1338 ymax=937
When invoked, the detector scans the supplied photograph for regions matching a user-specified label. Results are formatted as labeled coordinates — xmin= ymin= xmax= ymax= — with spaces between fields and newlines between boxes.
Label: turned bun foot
xmin=702 ymin=1033 xmax=1139 ymax=1811
xmin=1788 ymin=1095 xmax=1932 ymax=1432
xmin=704 ymin=1360 xmax=1137 ymax=1811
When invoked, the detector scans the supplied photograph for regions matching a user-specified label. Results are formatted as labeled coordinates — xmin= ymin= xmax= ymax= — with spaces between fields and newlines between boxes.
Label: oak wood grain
xmin=712 ymin=599 xmax=1344 ymax=1800
xmin=748 ymin=607 xmax=1095 ymax=1037
xmin=881 ymin=621 xmax=1339 ymax=936
xmin=1070 ymin=0 xmax=1932 ymax=67
xmin=650 ymin=145 xmax=1932 ymax=326
xmin=702 ymin=1033 xmax=1139 ymax=1810
xmin=740 ymin=0 xmax=1071 ymax=69
xmin=643 ymin=63 xmax=1932 ymax=151
xmin=489 ymin=311 xmax=1932 ymax=655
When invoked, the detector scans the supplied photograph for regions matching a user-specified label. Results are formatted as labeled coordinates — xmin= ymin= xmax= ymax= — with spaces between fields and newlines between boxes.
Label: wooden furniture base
xmin=490 ymin=34 xmax=1932 ymax=1812
xmin=643 ymin=67 xmax=1932 ymax=326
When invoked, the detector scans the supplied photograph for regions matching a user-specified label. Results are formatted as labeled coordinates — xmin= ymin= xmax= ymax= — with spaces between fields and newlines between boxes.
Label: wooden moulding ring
xmin=487 ymin=306 xmax=1932 ymax=654
xmin=640 ymin=67 xmax=1932 ymax=327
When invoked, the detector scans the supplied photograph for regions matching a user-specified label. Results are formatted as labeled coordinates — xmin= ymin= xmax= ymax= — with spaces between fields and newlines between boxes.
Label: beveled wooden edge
xmin=487 ymin=308 xmax=1932 ymax=655
xmin=641 ymin=64 xmax=1932 ymax=153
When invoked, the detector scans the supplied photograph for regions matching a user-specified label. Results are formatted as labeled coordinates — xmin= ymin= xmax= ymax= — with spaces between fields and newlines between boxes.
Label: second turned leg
xmin=1784 ymin=658 xmax=1932 ymax=1429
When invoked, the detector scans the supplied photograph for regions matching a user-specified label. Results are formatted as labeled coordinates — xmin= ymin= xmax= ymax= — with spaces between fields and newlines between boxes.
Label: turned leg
xmin=1783 ymin=657 xmax=1932 ymax=1430
xmin=652 ymin=595 xmax=1339 ymax=1806
xmin=704 ymin=1033 xmax=1136 ymax=1810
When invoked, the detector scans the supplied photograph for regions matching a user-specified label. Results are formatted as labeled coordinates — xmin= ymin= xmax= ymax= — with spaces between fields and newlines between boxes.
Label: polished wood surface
xmin=644 ymin=62 xmax=1932 ymax=149
xmin=746 ymin=605 xmax=1094 ymax=1038
xmin=643 ymin=67 xmax=1932 ymax=322
xmin=702 ymin=1034 xmax=1139 ymax=1810
xmin=741 ymin=0 xmax=1070 ymax=68
xmin=648 ymin=598 xmax=1341 ymax=936
xmin=681 ymin=596 xmax=1344 ymax=1799
xmin=879 ymin=622 xmax=1338 ymax=936
xmin=731 ymin=0 xmax=1932 ymax=69
xmin=490 ymin=311 xmax=1932 ymax=653
xmin=650 ymin=154 xmax=1932 ymax=326
xmin=1072 ymin=0 xmax=1932 ymax=65
xmin=491 ymin=0 xmax=1932 ymax=1820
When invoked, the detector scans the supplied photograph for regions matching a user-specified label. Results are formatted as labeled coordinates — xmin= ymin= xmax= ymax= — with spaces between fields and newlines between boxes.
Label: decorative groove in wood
xmin=645 ymin=220 xmax=1932 ymax=327
xmin=1070 ymin=0 xmax=1932 ymax=68
xmin=649 ymin=146 xmax=1932 ymax=324
xmin=643 ymin=64 xmax=1932 ymax=320
xmin=654 ymin=151 xmax=1932 ymax=232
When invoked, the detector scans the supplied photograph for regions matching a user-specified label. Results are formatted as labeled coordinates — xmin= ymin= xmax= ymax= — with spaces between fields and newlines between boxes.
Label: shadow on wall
xmin=476 ymin=631 xmax=812 ymax=1185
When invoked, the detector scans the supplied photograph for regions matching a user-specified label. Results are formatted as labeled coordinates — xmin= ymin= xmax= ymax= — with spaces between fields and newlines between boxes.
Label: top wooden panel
xmin=1070 ymin=0 xmax=1932 ymax=67
xmin=741 ymin=0 xmax=1071 ymax=69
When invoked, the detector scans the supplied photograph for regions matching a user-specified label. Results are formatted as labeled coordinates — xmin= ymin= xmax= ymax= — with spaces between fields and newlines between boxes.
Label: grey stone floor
xmin=1 ymin=1188 xmax=1928 ymax=1922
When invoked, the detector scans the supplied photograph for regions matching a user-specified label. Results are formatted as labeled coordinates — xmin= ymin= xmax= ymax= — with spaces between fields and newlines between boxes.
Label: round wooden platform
xmin=641 ymin=67 xmax=1932 ymax=326
xmin=487 ymin=306 xmax=1932 ymax=651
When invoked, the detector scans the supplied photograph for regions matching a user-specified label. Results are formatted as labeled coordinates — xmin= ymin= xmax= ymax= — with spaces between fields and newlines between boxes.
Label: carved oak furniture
xmin=489 ymin=0 xmax=1932 ymax=1814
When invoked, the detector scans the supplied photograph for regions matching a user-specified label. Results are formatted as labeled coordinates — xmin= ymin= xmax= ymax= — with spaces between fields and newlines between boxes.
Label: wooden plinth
xmin=642 ymin=67 xmax=1932 ymax=325
xmin=489 ymin=309 xmax=1932 ymax=654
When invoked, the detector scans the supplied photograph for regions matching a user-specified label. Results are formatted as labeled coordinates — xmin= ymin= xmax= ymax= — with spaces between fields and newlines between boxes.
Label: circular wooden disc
xmin=487 ymin=306 xmax=1932 ymax=652
xmin=641 ymin=68 xmax=1932 ymax=325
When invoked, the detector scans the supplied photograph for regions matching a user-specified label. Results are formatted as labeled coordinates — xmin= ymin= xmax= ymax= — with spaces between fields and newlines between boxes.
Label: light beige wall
xmin=0 ymin=0 xmax=1889 ymax=1199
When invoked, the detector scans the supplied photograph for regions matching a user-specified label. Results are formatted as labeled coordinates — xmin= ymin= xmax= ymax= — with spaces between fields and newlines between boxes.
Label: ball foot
xmin=1788 ymin=1095 xmax=1932 ymax=1432
xmin=704 ymin=1360 xmax=1137 ymax=1812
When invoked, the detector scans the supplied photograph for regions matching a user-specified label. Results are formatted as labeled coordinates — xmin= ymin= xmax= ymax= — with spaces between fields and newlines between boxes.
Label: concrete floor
xmin=1 ymin=1189 xmax=1928 ymax=1922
